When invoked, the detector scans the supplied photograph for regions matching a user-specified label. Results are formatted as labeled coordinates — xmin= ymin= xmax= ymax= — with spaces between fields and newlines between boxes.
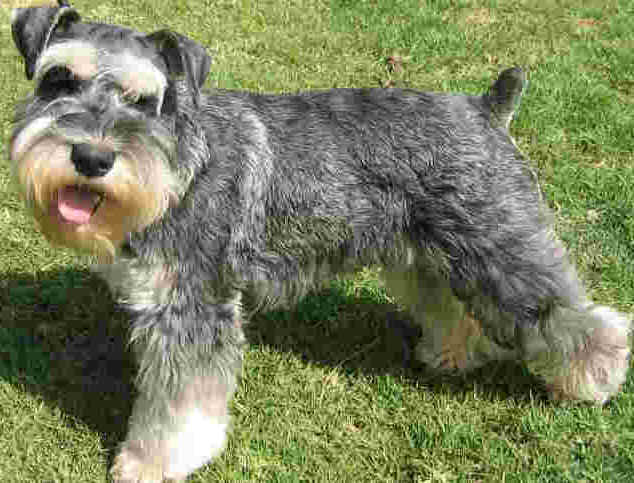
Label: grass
xmin=0 ymin=0 xmax=633 ymax=481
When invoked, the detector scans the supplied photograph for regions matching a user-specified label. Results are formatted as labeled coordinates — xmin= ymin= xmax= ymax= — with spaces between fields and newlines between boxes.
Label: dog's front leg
xmin=107 ymin=268 xmax=244 ymax=483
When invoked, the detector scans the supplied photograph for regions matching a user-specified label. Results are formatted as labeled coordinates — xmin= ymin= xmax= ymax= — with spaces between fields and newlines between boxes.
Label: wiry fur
xmin=9 ymin=2 xmax=631 ymax=482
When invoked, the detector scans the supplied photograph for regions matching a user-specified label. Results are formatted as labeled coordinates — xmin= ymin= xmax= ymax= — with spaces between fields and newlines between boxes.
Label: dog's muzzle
xmin=51 ymin=143 xmax=113 ymax=225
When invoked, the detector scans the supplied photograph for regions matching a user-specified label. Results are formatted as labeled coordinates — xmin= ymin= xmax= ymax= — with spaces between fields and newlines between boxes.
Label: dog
xmin=9 ymin=2 xmax=631 ymax=481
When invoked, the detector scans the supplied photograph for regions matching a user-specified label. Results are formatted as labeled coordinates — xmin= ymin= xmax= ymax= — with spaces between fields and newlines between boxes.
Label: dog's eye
xmin=131 ymin=95 xmax=159 ymax=114
xmin=38 ymin=67 xmax=82 ymax=97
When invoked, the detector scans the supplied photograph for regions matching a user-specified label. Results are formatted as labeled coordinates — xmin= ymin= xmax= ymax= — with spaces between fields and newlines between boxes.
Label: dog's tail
xmin=485 ymin=67 xmax=528 ymax=130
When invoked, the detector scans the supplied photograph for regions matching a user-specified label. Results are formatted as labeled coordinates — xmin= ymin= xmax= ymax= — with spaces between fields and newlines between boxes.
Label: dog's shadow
xmin=1 ymin=268 xmax=545 ymax=457
xmin=2 ymin=268 xmax=134 ymax=453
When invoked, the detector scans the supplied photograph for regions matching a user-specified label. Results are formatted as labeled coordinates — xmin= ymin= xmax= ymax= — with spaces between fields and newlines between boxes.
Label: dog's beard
xmin=12 ymin=129 xmax=180 ymax=259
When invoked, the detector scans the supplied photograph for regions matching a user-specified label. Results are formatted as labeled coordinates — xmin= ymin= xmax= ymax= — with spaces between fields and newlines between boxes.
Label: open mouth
xmin=55 ymin=185 xmax=104 ymax=225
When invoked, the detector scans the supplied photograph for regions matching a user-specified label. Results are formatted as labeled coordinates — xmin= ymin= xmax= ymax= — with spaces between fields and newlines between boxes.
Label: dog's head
xmin=9 ymin=1 xmax=212 ymax=258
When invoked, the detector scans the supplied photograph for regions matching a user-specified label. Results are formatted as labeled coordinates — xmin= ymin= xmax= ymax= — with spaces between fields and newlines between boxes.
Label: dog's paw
xmin=546 ymin=324 xmax=631 ymax=404
xmin=414 ymin=314 xmax=490 ymax=372
xmin=111 ymin=443 xmax=166 ymax=483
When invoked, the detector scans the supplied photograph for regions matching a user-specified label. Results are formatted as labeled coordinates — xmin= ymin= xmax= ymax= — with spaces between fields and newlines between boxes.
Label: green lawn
xmin=0 ymin=0 xmax=633 ymax=481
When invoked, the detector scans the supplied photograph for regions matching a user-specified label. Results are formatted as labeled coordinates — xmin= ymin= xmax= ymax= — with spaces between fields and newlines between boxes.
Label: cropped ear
xmin=11 ymin=0 xmax=81 ymax=80
xmin=146 ymin=29 xmax=212 ymax=106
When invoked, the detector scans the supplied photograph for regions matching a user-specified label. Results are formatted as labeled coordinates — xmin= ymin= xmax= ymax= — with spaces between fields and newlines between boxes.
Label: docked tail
xmin=486 ymin=67 xmax=528 ymax=130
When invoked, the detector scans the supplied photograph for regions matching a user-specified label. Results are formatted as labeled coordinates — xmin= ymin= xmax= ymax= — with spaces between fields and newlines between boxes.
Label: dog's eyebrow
xmin=34 ymin=40 xmax=99 ymax=83
xmin=34 ymin=41 xmax=167 ymax=103
xmin=99 ymin=51 xmax=167 ymax=101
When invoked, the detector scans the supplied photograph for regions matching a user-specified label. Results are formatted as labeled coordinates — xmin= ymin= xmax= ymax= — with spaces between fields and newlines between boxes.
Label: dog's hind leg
xmin=412 ymin=223 xmax=631 ymax=403
xmin=382 ymin=267 xmax=519 ymax=373
xmin=383 ymin=219 xmax=631 ymax=403
xmin=516 ymin=257 xmax=632 ymax=404
xmin=484 ymin=230 xmax=632 ymax=404
xmin=522 ymin=304 xmax=631 ymax=403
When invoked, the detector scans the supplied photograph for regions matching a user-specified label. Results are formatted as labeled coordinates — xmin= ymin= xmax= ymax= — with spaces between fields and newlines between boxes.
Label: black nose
xmin=71 ymin=143 xmax=115 ymax=177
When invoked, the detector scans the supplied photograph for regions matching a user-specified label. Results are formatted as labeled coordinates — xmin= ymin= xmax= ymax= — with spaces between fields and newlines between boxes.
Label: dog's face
xmin=9 ymin=2 xmax=211 ymax=258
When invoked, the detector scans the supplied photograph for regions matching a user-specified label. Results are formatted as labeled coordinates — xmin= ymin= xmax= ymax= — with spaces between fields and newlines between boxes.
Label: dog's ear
xmin=11 ymin=1 xmax=81 ymax=80
xmin=146 ymin=30 xmax=212 ymax=104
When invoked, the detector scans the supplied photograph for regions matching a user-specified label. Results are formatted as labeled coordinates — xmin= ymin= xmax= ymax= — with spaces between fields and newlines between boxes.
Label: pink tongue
xmin=57 ymin=187 xmax=97 ymax=224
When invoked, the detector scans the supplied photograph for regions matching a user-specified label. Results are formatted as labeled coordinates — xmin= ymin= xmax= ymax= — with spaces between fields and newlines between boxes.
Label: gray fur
xmin=9 ymin=2 xmax=631 ymax=482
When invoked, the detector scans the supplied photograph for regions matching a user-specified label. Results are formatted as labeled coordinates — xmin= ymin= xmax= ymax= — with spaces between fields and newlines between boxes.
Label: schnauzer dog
xmin=9 ymin=2 xmax=631 ymax=481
